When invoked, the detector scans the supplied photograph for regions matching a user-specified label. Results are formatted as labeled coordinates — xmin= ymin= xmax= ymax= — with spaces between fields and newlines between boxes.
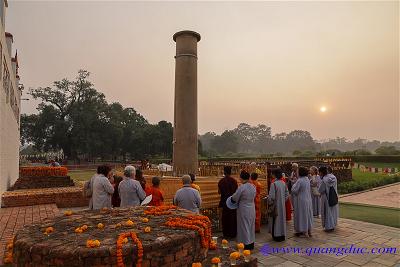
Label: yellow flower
xmin=144 ymin=226 xmax=151 ymax=233
xmin=237 ymin=243 xmax=244 ymax=249
xmin=192 ymin=263 xmax=202 ymax=267
xmin=222 ymin=239 xmax=228 ymax=245
xmin=243 ymin=250 xmax=251 ymax=256
xmin=122 ymin=238 xmax=128 ymax=244
xmin=142 ymin=218 xmax=149 ymax=223
xmin=97 ymin=223 xmax=104 ymax=229
xmin=75 ymin=227 xmax=83 ymax=233
xmin=44 ymin=227 xmax=54 ymax=234
xmin=81 ymin=225 xmax=88 ymax=231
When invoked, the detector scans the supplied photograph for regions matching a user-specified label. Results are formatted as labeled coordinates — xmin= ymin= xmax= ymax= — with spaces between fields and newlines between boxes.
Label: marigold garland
xmin=143 ymin=205 xmax=177 ymax=216
xmin=3 ymin=238 xmax=14 ymax=264
xmin=116 ymin=232 xmax=143 ymax=267
xmin=20 ymin=166 xmax=68 ymax=177
xmin=164 ymin=214 xmax=212 ymax=249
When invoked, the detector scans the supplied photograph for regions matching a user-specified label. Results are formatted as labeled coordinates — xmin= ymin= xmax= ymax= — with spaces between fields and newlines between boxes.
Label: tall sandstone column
xmin=173 ymin=30 xmax=201 ymax=176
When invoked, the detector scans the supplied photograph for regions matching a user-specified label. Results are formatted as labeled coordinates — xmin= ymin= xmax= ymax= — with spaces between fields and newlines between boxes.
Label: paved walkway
xmin=340 ymin=183 xmax=400 ymax=208
xmin=0 ymin=204 xmax=59 ymax=265
xmin=252 ymin=217 xmax=400 ymax=267
xmin=0 ymin=205 xmax=398 ymax=266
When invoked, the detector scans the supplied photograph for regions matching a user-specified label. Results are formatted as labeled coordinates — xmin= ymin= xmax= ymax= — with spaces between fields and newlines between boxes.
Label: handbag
xmin=328 ymin=186 xmax=338 ymax=207
xmin=267 ymin=183 xmax=278 ymax=218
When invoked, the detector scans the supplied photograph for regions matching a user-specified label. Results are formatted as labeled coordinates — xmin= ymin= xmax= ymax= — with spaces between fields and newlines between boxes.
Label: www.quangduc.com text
xmin=260 ymin=244 xmax=397 ymax=257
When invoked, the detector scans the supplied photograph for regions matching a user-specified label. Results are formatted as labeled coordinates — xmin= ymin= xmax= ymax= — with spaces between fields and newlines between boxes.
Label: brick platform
xmin=0 ymin=204 xmax=59 ymax=265
xmin=12 ymin=206 xmax=208 ymax=266
xmin=11 ymin=176 xmax=75 ymax=190
xmin=1 ymin=187 xmax=89 ymax=208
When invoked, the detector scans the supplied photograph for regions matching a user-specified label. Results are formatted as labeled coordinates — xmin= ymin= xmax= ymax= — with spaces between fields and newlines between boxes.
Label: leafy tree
xmin=375 ymin=146 xmax=400 ymax=155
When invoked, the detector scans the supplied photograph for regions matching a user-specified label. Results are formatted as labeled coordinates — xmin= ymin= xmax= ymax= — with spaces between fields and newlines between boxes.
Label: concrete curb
xmin=339 ymin=181 xmax=400 ymax=198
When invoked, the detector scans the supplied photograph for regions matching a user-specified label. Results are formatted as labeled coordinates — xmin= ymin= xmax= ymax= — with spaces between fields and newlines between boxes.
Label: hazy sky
xmin=7 ymin=1 xmax=399 ymax=141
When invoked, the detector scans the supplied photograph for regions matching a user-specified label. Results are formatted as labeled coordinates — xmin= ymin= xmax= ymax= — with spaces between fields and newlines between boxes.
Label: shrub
xmin=339 ymin=174 xmax=400 ymax=194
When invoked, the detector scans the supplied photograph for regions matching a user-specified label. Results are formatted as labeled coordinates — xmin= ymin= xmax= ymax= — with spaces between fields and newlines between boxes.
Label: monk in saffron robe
xmin=218 ymin=166 xmax=238 ymax=238
xmin=250 ymin=172 xmax=261 ymax=233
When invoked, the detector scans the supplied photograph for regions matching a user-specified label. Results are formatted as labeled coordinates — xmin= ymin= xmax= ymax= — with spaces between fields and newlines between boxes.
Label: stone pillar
xmin=172 ymin=30 xmax=201 ymax=176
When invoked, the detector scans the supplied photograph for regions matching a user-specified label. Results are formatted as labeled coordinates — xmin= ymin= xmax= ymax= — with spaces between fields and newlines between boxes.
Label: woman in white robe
xmin=318 ymin=166 xmax=339 ymax=231
xmin=92 ymin=165 xmax=114 ymax=210
xmin=229 ymin=170 xmax=256 ymax=250
xmin=309 ymin=166 xmax=321 ymax=217
xmin=291 ymin=167 xmax=313 ymax=237
xmin=267 ymin=168 xmax=289 ymax=242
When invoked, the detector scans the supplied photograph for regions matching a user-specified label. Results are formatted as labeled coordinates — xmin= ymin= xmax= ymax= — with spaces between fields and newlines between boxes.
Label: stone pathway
xmin=0 ymin=205 xmax=398 ymax=266
xmin=251 ymin=217 xmax=400 ymax=267
xmin=0 ymin=204 xmax=59 ymax=265
xmin=340 ymin=183 xmax=400 ymax=208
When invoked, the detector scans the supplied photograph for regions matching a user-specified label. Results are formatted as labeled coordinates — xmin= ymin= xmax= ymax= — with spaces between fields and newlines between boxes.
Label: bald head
xmin=182 ymin=175 xmax=191 ymax=185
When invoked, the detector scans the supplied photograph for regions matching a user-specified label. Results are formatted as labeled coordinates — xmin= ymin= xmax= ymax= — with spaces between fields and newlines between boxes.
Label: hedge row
xmin=338 ymin=175 xmax=400 ymax=194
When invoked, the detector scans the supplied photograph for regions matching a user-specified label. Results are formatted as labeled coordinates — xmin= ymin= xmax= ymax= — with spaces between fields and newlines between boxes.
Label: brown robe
xmin=218 ymin=175 xmax=238 ymax=238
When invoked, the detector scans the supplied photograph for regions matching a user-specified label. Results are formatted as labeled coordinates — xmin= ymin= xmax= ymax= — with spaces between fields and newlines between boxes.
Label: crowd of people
xmin=84 ymin=162 xmax=339 ymax=251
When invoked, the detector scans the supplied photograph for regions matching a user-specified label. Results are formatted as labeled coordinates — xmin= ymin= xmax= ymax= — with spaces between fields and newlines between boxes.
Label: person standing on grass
xmin=318 ymin=166 xmax=338 ymax=232
xmin=309 ymin=166 xmax=321 ymax=217
xmin=250 ymin=172 xmax=262 ymax=233
xmin=291 ymin=166 xmax=314 ymax=237
xmin=268 ymin=168 xmax=289 ymax=242
xmin=92 ymin=165 xmax=114 ymax=210
xmin=119 ymin=165 xmax=146 ymax=207
xmin=218 ymin=166 xmax=238 ymax=239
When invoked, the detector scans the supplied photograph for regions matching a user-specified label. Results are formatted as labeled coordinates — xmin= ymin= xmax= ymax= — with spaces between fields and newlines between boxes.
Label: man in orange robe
xmin=250 ymin=173 xmax=261 ymax=232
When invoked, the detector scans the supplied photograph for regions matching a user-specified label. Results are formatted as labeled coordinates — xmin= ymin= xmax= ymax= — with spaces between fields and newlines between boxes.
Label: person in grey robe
xmin=228 ymin=170 xmax=256 ymax=250
xmin=268 ymin=168 xmax=289 ymax=242
xmin=309 ymin=166 xmax=321 ymax=217
xmin=119 ymin=165 xmax=146 ymax=207
xmin=291 ymin=167 xmax=314 ymax=237
xmin=318 ymin=166 xmax=339 ymax=232
xmin=92 ymin=165 xmax=114 ymax=210
xmin=174 ymin=175 xmax=202 ymax=213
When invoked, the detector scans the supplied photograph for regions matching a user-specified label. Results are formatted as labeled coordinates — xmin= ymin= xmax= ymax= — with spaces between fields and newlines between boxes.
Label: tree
xmin=375 ymin=146 xmax=400 ymax=155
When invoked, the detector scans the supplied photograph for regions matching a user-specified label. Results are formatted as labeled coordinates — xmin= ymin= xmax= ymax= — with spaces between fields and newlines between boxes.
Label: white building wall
xmin=0 ymin=0 xmax=20 ymax=206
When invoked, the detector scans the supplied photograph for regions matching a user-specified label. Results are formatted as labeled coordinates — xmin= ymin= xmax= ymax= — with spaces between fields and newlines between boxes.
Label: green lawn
xmin=356 ymin=162 xmax=400 ymax=169
xmin=352 ymin=168 xmax=389 ymax=182
xmin=69 ymin=169 xmax=96 ymax=184
xmin=340 ymin=202 xmax=400 ymax=228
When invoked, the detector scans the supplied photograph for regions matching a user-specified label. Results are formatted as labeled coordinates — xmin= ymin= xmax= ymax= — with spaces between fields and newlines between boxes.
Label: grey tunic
xmin=310 ymin=175 xmax=321 ymax=216
xmin=174 ymin=185 xmax=202 ymax=213
xmin=319 ymin=173 xmax=339 ymax=230
xmin=231 ymin=182 xmax=256 ymax=245
xmin=118 ymin=177 xmax=146 ymax=207
xmin=268 ymin=180 xmax=289 ymax=238
xmin=291 ymin=176 xmax=313 ymax=233
xmin=92 ymin=174 xmax=114 ymax=210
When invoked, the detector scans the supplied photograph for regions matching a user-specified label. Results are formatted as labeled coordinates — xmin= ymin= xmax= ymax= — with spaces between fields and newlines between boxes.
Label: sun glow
xmin=320 ymin=106 xmax=327 ymax=113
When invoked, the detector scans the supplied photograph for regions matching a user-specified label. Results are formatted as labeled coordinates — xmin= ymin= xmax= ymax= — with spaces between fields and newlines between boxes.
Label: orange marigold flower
xmin=211 ymin=257 xmax=221 ymax=264
xmin=144 ymin=226 xmax=151 ymax=233
xmin=81 ymin=225 xmax=88 ymax=231
xmin=6 ymin=243 xmax=13 ymax=250
xmin=64 ymin=210 xmax=73 ymax=216
xmin=75 ymin=227 xmax=83 ymax=234
xmin=141 ymin=218 xmax=149 ymax=223
xmin=222 ymin=239 xmax=228 ymax=244
xmin=230 ymin=252 xmax=240 ymax=259
xmin=209 ymin=241 xmax=217 ymax=250
xmin=125 ymin=220 xmax=134 ymax=227
xmin=237 ymin=243 xmax=244 ymax=249
xmin=86 ymin=239 xmax=101 ymax=248
xmin=122 ymin=238 xmax=128 ymax=244
xmin=243 ymin=249 xmax=251 ymax=256
xmin=3 ymin=257 xmax=13 ymax=264
xmin=192 ymin=263 xmax=202 ymax=267
xmin=97 ymin=223 xmax=105 ymax=229
xmin=116 ymin=223 xmax=122 ymax=228
xmin=44 ymin=227 xmax=54 ymax=234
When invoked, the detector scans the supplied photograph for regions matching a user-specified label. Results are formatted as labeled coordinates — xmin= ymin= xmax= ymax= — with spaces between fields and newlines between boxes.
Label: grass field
xmin=356 ymin=162 xmax=400 ymax=169
xmin=69 ymin=169 xmax=96 ymax=183
xmin=339 ymin=202 xmax=400 ymax=228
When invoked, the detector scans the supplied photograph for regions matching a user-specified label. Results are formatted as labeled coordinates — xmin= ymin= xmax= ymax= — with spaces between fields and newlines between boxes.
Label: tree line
xmin=21 ymin=70 xmax=400 ymax=161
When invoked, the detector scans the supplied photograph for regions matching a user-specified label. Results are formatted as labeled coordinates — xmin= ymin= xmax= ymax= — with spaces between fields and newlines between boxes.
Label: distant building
xmin=0 ymin=0 xmax=21 ymax=205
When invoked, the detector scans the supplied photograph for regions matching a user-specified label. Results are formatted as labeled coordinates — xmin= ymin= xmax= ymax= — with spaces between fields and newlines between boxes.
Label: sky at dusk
xmin=6 ymin=1 xmax=399 ymax=141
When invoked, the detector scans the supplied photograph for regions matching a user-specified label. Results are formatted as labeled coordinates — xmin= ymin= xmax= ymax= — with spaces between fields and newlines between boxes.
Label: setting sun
xmin=320 ymin=106 xmax=327 ymax=113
